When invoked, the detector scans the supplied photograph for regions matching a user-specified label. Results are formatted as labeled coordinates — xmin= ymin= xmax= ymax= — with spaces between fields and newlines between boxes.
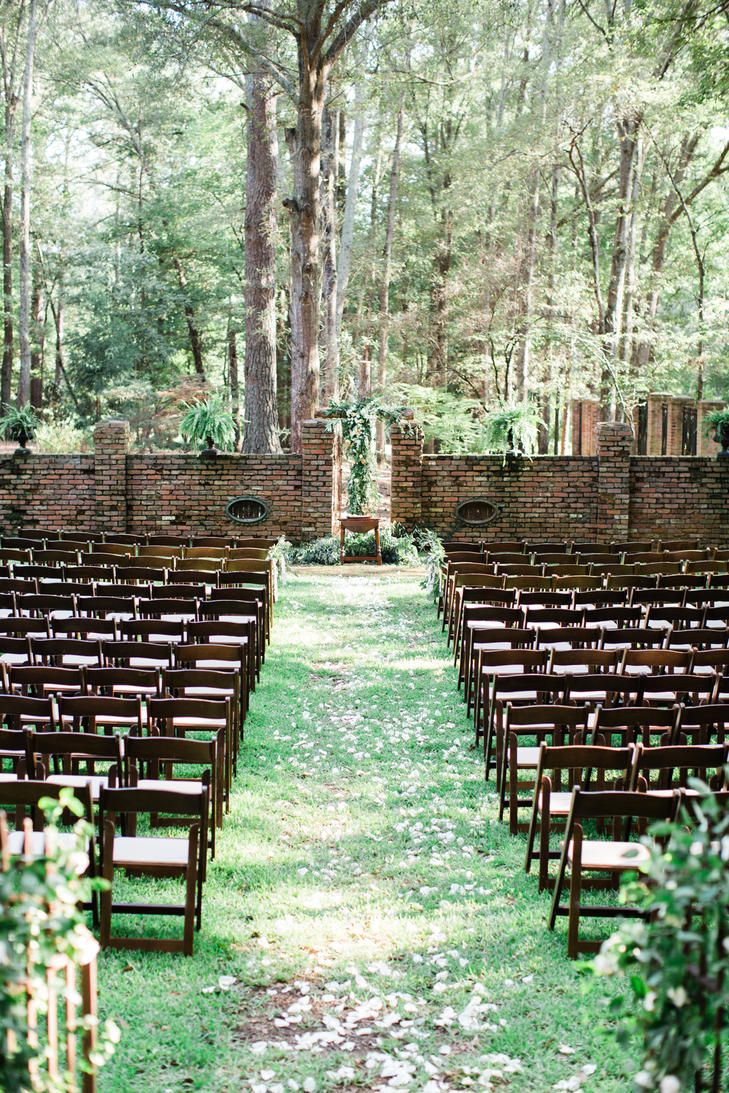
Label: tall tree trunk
xmin=244 ymin=56 xmax=281 ymax=453
xmin=17 ymin=0 xmax=37 ymax=406
xmin=1 ymin=114 xmax=14 ymax=406
xmin=285 ymin=58 xmax=326 ymax=452
xmin=29 ymin=252 xmax=41 ymax=406
xmin=600 ymin=114 xmax=641 ymax=413
xmin=228 ymin=324 xmax=241 ymax=449
xmin=336 ymin=92 xmax=364 ymax=334
xmin=173 ymin=256 xmax=205 ymax=377
xmin=320 ymin=104 xmax=339 ymax=402
xmin=375 ymin=106 xmax=403 ymax=453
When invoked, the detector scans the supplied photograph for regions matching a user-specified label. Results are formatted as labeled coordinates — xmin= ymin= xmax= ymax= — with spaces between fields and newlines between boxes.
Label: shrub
xmin=594 ymin=785 xmax=729 ymax=1091
xmin=0 ymin=790 xmax=119 ymax=1089
xmin=288 ymin=529 xmax=419 ymax=566
xmin=34 ymin=414 xmax=89 ymax=453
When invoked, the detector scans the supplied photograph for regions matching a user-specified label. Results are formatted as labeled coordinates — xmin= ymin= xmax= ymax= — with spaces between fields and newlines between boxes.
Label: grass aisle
xmin=99 ymin=568 xmax=631 ymax=1093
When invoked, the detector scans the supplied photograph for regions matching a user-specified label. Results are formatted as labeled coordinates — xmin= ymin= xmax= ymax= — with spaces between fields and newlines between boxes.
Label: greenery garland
xmin=323 ymin=397 xmax=410 ymax=515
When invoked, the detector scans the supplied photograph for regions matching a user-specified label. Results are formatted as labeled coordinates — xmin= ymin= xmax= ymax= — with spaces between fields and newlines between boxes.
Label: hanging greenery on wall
xmin=323 ymin=397 xmax=410 ymax=515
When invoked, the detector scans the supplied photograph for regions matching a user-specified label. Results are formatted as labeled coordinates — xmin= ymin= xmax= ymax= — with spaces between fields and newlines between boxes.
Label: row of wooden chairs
xmin=3 ymin=530 xmax=278 ymax=549
xmin=441 ymin=537 xmax=707 ymax=555
xmin=0 ymin=529 xmax=281 ymax=955
xmin=433 ymin=538 xmax=729 ymax=958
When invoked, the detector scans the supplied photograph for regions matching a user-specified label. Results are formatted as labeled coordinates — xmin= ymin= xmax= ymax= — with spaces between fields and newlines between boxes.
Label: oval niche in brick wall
xmin=455 ymin=497 xmax=499 ymax=527
xmin=226 ymin=495 xmax=270 ymax=525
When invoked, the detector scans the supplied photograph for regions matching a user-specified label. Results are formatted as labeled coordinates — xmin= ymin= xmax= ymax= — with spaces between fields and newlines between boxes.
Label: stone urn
xmin=199 ymin=434 xmax=219 ymax=459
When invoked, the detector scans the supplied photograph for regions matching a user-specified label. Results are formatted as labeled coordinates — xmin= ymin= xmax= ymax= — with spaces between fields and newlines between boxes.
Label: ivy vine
xmin=323 ymin=397 xmax=411 ymax=515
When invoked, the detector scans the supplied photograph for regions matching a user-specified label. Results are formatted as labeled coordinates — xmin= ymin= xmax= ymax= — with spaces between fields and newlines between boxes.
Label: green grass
xmin=98 ymin=567 xmax=635 ymax=1092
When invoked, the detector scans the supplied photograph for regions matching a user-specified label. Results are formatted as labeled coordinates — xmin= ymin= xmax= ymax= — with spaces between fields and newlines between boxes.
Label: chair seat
xmin=538 ymin=790 xmax=572 ymax=814
xmin=135 ymin=778 xmax=204 ymax=795
xmin=514 ymin=746 xmax=541 ymax=767
xmin=6 ymin=830 xmax=88 ymax=871
xmin=47 ymin=773 xmax=109 ymax=800
xmin=567 ymin=839 xmax=650 ymax=870
xmin=113 ymin=835 xmax=190 ymax=867
xmin=0 ymin=772 xmax=19 ymax=783
xmin=167 ymin=717 xmax=226 ymax=730
xmin=645 ymin=787 xmax=699 ymax=798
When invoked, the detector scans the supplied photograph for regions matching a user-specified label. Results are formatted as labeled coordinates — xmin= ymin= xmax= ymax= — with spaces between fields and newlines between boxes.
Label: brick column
xmin=94 ymin=419 xmax=129 ymax=533
xmin=390 ymin=423 xmax=423 ymax=529
xmin=697 ymin=399 xmax=725 ymax=457
xmin=646 ymin=393 xmax=670 ymax=455
xmin=300 ymin=418 xmax=339 ymax=541
xmin=570 ymin=399 xmax=600 ymax=455
xmin=596 ymin=421 xmax=631 ymax=543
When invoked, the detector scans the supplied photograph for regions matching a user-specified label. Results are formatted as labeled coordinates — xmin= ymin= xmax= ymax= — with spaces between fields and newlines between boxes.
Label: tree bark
xmin=173 ymin=256 xmax=205 ymax=377
xmin=320 ymin=103 xmax=339 ymax=402
xmin=228 ymin=324 xmax=241 ymax=448
xmin=375 ymin=105 xmax=403 ymax=453
xmin=285 ymin=57 xmax=326 ymax=452
xmin=244 ymin=54 xmax=281 ymax=453
xmin=336 ymin=92 xmax=364 ymax=334
xmin=29 ymin=252 xmax=42 ymax=406
xmin=17 ymin=0 xmax=38 ymax=407
xmin=1 ymin=106 xmax=14 ymax=406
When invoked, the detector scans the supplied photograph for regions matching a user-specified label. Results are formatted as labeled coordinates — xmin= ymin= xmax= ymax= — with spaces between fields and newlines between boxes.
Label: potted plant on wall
xmin=483 ymin=400 xmax=543 ymax=468
xmin=0 ymin=404 xmax=39 ymax=456
xmin=179 ymin=395 xmax=236 ymax=459
xmin=703 ymin=408 xmax=729 ymax=459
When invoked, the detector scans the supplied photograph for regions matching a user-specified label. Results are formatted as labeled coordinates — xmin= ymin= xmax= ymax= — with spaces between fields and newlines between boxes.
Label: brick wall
xmin=392 ymin=422 xmax=729 ymax=544
xmin=630 ymin=458 xmax=729 ymax=546
xmin=0 ymin=417 xmax=339 ymax=542
xmin=418 ymin=452 xmax=599 ymax=540
xmin=0 ymin=454 xmax=96 ymax=532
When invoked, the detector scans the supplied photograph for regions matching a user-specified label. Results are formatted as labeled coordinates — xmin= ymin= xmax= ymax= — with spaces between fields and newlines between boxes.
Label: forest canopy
xmin=0 ymin=0 xmax=727 ymax=453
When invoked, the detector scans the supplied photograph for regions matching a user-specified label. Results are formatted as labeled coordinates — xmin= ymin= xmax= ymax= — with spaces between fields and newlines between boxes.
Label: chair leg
xmin=548 ymin=828 xmax=573 ymax=931
xmin=100 ymin=821 xmax=114 ymax=949
xmin=538 ymin=810 xmax=552 ymax=892
xmin=567 ymin=827 xmax=583 ymax=959
xmin=508 ymin=741 xmax=519 ymax=835
xmin=184 ymin=825 xmax=200 ymax=954
xmin=525 ymin=800 xmax=539 ymax=874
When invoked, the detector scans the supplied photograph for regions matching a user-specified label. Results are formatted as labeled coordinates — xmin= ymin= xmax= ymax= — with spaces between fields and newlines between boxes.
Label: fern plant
xmin=0 ymin=403 xmax=39 ymax=450
xmin=482 ymin=401 xmax=543 ymax=461
xmin=179 ymin=396 xmax=236 ymax=454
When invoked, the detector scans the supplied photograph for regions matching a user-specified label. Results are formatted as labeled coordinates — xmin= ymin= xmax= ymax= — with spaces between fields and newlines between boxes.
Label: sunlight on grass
xmin=97 ymin=569 xmax=632 ymax=1093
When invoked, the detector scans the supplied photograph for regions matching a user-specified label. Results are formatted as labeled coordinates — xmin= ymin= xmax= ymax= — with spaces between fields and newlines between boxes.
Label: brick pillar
xmin=300 ymin=418 xmax=339 ymax=541
xmin=390 ymin=423 xmax=423 ymax=529
xmin=668 ymin=396 xmax=693 ymax=455
xmin=570 ymin=399 xmax=599 ymax=455
xmin=697 ymin=400 xmax=725 ymax=457
xmin=94 ymin=419 xmax=129 ymax=533
xmin=596 ymin=421 xmax=631 ymax=543
xmin=646 ymin=393 xmax=670 ymax=455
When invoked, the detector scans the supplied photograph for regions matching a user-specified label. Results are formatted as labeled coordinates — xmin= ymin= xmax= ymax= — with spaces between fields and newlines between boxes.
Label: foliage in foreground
xmin=595 ymin=787 xmax=729 ymax=1092
xmin=0 ymin=790 xmax=119 ymax=1091
xmin=288 ymin=528 xmax=419 ymax=566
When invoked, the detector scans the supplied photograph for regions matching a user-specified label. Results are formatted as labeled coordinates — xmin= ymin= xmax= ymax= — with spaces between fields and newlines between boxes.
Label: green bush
xmin=0 ymin=790 xmax=119 ymax=1090
xmin=288 ymin=529 xmax=419 ymax=566
xmin=594 ymin=785 xmax=729 ymax=1091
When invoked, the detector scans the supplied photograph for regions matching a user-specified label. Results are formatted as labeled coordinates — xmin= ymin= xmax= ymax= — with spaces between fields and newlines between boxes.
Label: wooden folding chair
xmin=57 ymin=694 xmax=144 ymax=737
xmin=500 ymin=703 xmax=591 ymax=833
xmin=486 ymin=671 xmax=566 ymax=782
xmin=9 ymin=664 xmax=84 ymax=699
xmin=591 ymin=704 xmax=680 ymax=748
xmin=674 ymin=703 xmax=729 ymax=746
xmin=126 ymin=732 xmax=221 ymax=849
xmin=472 ymin=638 xmax=541 ymax=747
xmin=0 ymin=693 xmax=56 ymax=731
xmin=99 ymin=785 xmax=208 ymax=955
xmin=525 ymin=742 xmax=635 ymax=890
xmin=148 ymin=695 xmax=234 ymax=810
xmin=29 ymin=730 xmax=123 ymax=801
xmin=548 ymin=789 xmax=678 ymax=958
xmin=630 ymin=743 xmax=727 ymax=795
